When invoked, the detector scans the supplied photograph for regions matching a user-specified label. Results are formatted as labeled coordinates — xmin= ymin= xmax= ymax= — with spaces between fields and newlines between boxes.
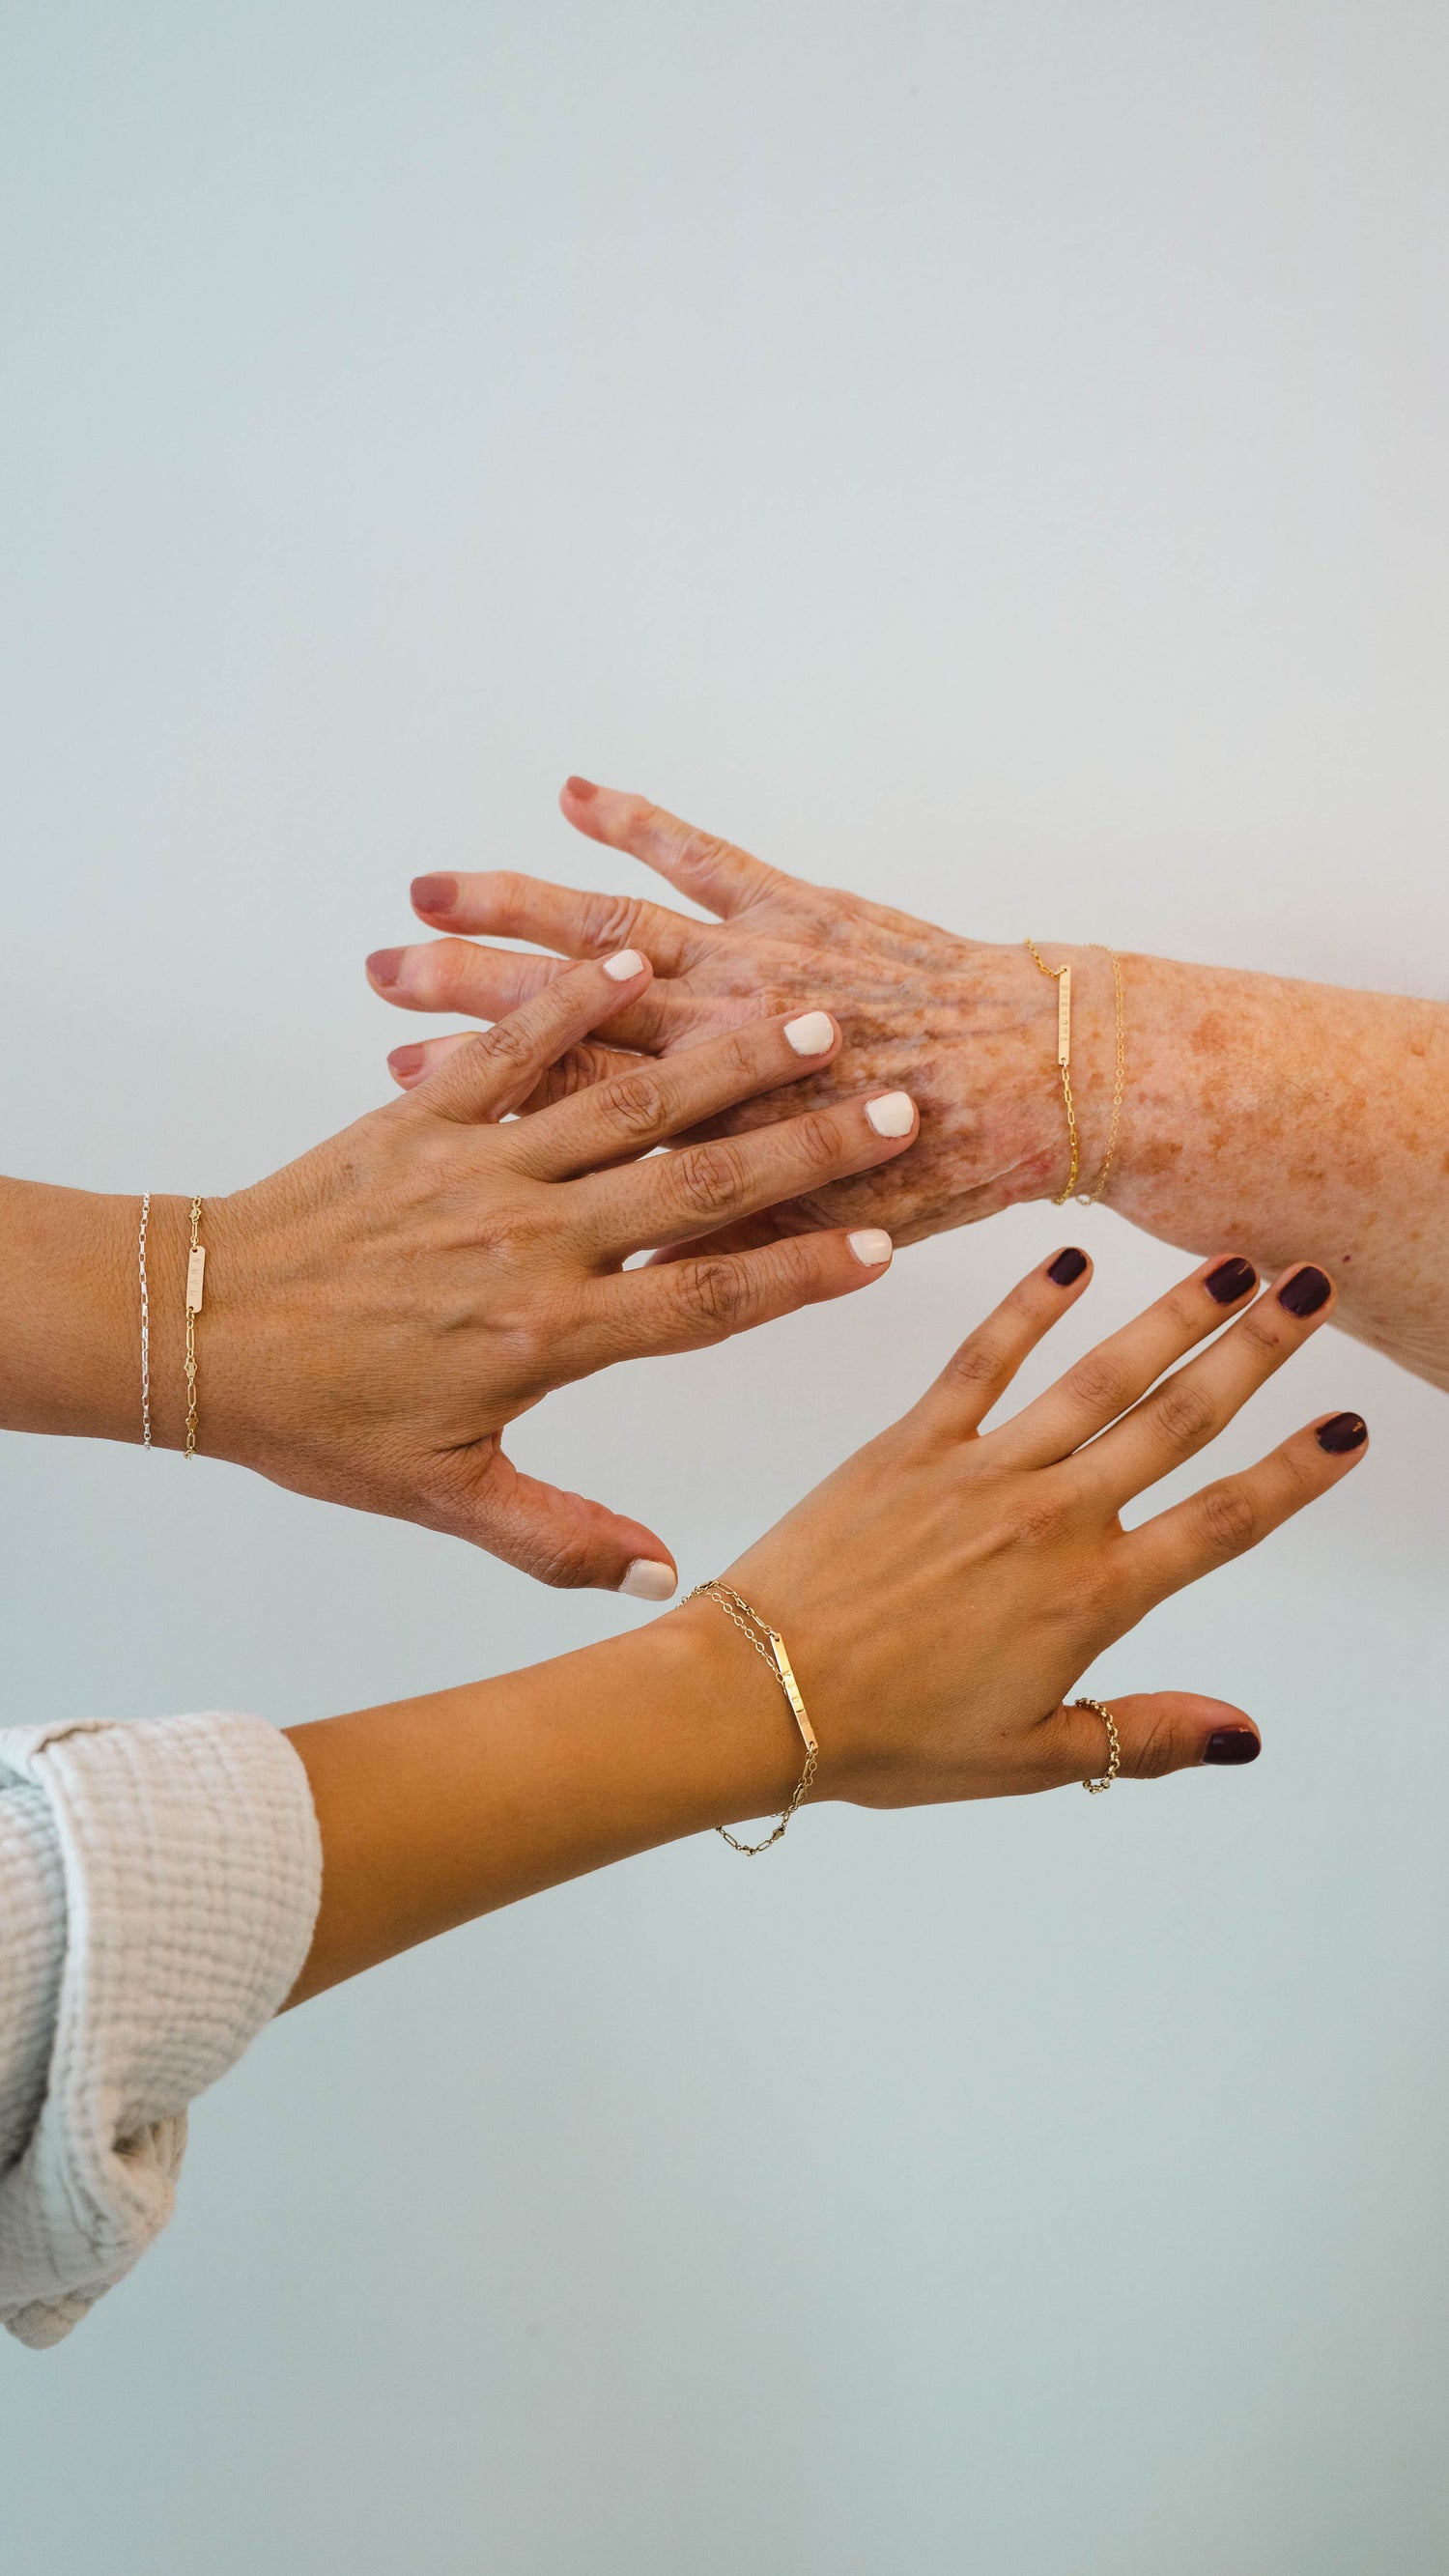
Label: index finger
xmin=559 ymin=778 xmax=783 ymax=919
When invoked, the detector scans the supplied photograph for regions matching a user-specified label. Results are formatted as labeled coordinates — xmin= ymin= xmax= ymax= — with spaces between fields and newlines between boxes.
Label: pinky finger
xmin=582 ymin=1226 xmax=895 ymax=1363
xmin=1125 ymin=1409 xmax=1370 ymax=1602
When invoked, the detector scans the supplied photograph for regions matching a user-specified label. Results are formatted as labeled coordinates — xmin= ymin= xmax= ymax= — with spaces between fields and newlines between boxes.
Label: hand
xmin=369 ymin=779 xmax=1092 ymax=1254
xmin=198 ymin=952 xmax=919 ymax=1589
xmin=697 ymin=1245 xmax=1366 ymax=1801
xmin=288 ymin=1242 xmax=1371 ymax=2001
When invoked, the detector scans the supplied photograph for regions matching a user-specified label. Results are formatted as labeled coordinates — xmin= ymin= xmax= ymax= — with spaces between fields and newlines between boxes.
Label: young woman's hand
xmin=288 ymin=1245 xmax=1369 ymax=1998
xmin=704 ymin=1245 xmax=1366 ymax=1802
xmin=175 ymin=952 xmax=918 ymax=1590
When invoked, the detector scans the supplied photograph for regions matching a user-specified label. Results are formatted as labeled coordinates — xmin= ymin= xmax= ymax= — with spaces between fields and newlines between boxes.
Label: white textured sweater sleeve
xmin=0 ymin=1713 xmax=322 ymax=2350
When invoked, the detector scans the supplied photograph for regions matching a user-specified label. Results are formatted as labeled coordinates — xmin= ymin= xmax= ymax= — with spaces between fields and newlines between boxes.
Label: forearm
xmin=283 ymin=1605 xmax=796 ymax=2003
xmin=0 ymin=1180 xmax=163 ymax=1441
xmin=1076 ymin=953 xmax=1449 ymax=1386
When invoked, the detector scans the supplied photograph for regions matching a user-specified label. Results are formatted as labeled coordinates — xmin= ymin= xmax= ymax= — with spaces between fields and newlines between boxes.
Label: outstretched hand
xmin=370 ymin=778 xmax=1076 ymax=1254
xmin=205 ymin=950 xmax=916 ymax=1591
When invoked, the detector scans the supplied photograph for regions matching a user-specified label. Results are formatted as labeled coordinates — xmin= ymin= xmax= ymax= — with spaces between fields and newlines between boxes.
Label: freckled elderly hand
xmin=369 ymin=780 xmax=1073 ymax=1258
xmin=207 ymin=953 xmax=916 ymax=1593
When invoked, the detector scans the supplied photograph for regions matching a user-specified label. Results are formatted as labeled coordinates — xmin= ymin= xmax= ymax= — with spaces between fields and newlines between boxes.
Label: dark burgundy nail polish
xmin=1047 ymin=1246 xmax=1089 ymax=1286
xmin=1316 ymin=1411 xmax=1368 ymax=1455
xmin=1205 ymin=1256 xmax=1257 ymax=1305
xmin=388 ymin=1044 xmax=425 ymax=1078
xmin=1203 ymin=1728 xmax=1261 ymax=1766
xmin=565 ymin=775 xmax=599 ymax=801
xmin=366 ymin=948 xmax=406 ymax=989
xmin=1278 ymin=1264 xmax=1331 ymax=1316
xmin=411 ymin=874 xmax=457 ymax=916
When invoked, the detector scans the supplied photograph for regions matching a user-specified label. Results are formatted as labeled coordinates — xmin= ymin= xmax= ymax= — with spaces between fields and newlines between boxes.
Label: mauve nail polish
xmin=388 ymin=1044 xmax=425 ymax=1077
xmin=411 ymin=874 xmax=457 ymax=915
xmin=565 ymin=775 xmax=599 ymax=801
xmin=1316 ymin=1411 xmax=1368 ymax=1454
xmin=1047 ymin=1247 xmax=1089 ymax=1286
xmin=1278 ymin=1264 xmax=1331 ymax=1316
xmin=1203 ymin=1729 xmax=1261 ymax=1766
xmin=1205 ymin=1256 xmax=1257 ymax=1304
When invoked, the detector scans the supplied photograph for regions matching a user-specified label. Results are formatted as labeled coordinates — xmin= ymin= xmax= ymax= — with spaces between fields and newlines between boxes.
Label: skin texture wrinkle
xmin=379 ymin=781 xmax=1449 ymax=1392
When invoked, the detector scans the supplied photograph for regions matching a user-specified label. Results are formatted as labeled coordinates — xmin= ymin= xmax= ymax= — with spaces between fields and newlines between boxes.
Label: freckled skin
xmin=394 ymin=789 xmax=1449 ymax=1393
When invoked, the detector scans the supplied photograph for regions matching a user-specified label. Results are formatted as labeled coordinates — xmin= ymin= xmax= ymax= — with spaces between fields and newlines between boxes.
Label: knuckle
xmin=602 ymin=1068 xmax=669 ymax=1139
xmin=479 ymin=1012 xmax=542 ymax=1072
xmin=1063 ymin=1347 xmax=1137 ymax=1421
xmin=1149 ymin=1376 xmax=1216 ymax=1450
xmin=672 ymin=1138 xmax=751 ymax=1218
xmin=1127 ymin=1710 xmax=1181 ymax=1780
xmin=1235 ymin=1302 xmax=1285 ymax=1361
xmin=582 ymin=892 xmax=643 ymax=954
xmin=670 ymin=1256 xmax=750 ymax=1336
xmin=1197 ymin=1479 xmax=1259 ymax=1555
xmin=941 ymin=1331 xmax=1007 ymax=1395
xmin=795 ymin=1108 xmax=846 ymax=1173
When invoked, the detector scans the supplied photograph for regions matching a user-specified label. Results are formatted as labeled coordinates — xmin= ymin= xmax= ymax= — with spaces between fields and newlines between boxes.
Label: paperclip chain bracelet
xmin=687 ymin=1580 xmax=819 ymax=1854
xmin=184 ymin=1197 xmax=207 ymax=1459
xmin=137 ymin=1193 xmax=153 ymax=1448
xmin=1024 ymin=940 xmax=1126 ymax=1207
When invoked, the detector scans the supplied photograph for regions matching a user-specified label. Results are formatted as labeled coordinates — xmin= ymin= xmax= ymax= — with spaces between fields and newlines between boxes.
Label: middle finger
xmin=565 ymin=1088 xmax=920 ymax=1261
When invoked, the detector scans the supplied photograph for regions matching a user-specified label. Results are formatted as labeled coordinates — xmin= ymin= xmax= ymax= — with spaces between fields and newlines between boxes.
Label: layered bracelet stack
xmin=136 ymin=1194 xmax=208 ymax=1456
xmin=687 ymin=1580 xmax=819 ymax=1854
xmin=1024 ymin=939 xmax=1126 ymax=1208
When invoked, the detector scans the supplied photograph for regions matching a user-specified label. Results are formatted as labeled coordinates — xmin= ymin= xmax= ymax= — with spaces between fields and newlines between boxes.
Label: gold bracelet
xmin=687 ymin=1580 xmax=819 ymax=1855
xmin=184 ymin=1197 xmax=207 ymax=1459
xmin=1024 ymin=940 xmax=1126 ymax=1207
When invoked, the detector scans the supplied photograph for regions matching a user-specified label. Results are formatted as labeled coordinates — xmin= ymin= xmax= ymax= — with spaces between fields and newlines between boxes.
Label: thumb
xmin=1056 ymin=1691 xmax=1262 ymax=1783
xmin=449 ymin=1444 xmax=678 ymax=1599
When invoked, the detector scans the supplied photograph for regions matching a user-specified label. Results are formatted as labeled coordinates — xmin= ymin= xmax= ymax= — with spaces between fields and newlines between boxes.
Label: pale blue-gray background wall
xmin=2 ymin=4 xmax=1447 ymax=2569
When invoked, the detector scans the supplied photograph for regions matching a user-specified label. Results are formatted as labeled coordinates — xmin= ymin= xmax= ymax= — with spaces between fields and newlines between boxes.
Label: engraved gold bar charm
xmin=767 ymin=1629 xmax=819 ymax=1759
xmin=1056 ymin=965 xmax=1072 ymax=1067
xmin=185 ymin=1245 xmax=207 ymax=1315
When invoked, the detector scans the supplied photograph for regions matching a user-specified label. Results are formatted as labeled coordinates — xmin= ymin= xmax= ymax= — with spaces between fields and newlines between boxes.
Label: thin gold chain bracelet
xmin=687 ymin=1580 xmax=819 ymax=1855
xmin=1024 ymin=940 xmax=1126 ymax=1207
xmin=184 ymin=1197 xmax=207 ymax=1459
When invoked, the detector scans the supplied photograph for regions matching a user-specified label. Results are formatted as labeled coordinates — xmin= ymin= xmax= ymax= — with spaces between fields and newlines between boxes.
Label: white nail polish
xmin=847 ymin=1228 xmax=893 ymax=1267
xmin=618 ymin=1558 xmax=677 ymax=1600
xmin=603 ymin=948 xmax=646 ymax=981
xmin=783 ymin=1009 xmax=834 ymax=1057
xmin=866 ymin=1090 xmax=915 ymax=1138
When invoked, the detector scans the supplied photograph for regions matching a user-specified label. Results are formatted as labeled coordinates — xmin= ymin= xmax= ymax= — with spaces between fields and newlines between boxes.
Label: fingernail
xmin=618 ymin=1559 xmax=676 ymax=1600
xmin=1278 ymin=1264 xmax=1331 ymax=1316
xmin=1316 ymin=1411 xmax=1368 ymax=1454
xmin=602 ymin=948 xmax=646 ymax=981
xmin=366 ymin=948 xmax=407 ymax=990
xmin=566 ymin=775 xmax=599 ymax=802
xmin=387 ymin=1043 xmax=425 ymax=1078
xmin=411 ymin=873 xmax=457 ymax=916
xmin=784 ymin=1009 xmax=835 ymax=1057
xmin=866 ymin=1090 xmax=915 ymax=1138
xmin=1205 ymin=1256 xmax=1258 ymax=1304
xmin=1047 ymin=1246 xmax=1088 ymax=1286
xmin=848 ymin=1229 xmax=893 ymax=1267
xmin=1203 ymin=1728 xmax=1261 ymax=1766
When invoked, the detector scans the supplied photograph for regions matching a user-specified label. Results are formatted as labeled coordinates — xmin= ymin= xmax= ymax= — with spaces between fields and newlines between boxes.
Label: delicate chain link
xmin=1025 ymin=940 xmax=1126 ymax=1208
xmin=184 ymin=1197 xmax=204 ymax=1459
xmin=137 ymin=1193 xmax=152 ymax=1450
xmin=1024 ymin=937 xmax=1079 ymax=1203
xmin=1077 ymin=947 xmax=1125 ymax=1207
xmin=1074 ymin=1695 xmax=1122 ymax=1793
xmin=688 ymin=1580 xmax=819 ymax=1855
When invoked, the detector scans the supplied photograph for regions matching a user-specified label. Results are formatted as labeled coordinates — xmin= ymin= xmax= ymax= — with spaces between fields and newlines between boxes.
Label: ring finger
xmin=1068 ymin=1263 xmax=1338 ymax=1510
